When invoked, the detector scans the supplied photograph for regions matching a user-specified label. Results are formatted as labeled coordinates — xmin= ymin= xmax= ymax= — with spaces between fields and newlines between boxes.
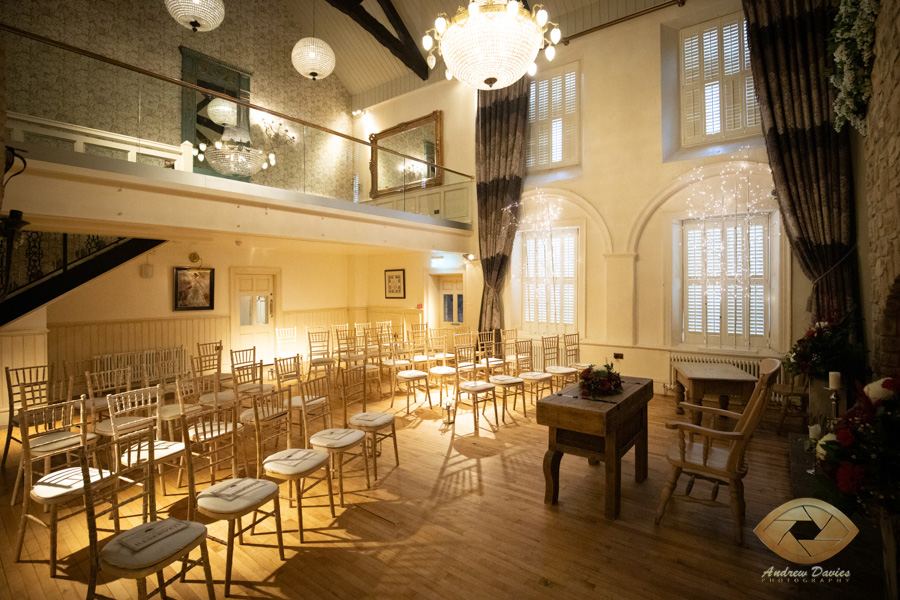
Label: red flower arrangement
xmin=816 ymin=377 xmax=900 ymax=513
xmin=784 ymin=320 xmax=852 ymax=378
xmin=579 ymin=363 xmax=623 ymax=398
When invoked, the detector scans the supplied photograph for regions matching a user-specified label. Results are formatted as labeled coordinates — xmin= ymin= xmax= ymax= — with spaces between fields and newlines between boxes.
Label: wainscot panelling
xmin=282 ymin=308 xmax=352 ymax=355
xmin=1 ymin=329 xmax=49 ymax=416
xmin=47 ymin=315 xmax=230 ymax=384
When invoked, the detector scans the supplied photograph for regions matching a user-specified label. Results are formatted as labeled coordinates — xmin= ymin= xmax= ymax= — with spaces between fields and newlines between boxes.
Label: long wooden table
xmin=671 ymin=362 xmax=757 ymax=425
xmin=536 ymin=376 xmax=653 ymax=519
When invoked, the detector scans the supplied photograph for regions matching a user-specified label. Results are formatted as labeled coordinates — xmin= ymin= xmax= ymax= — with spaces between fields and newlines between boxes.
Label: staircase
xmin=1 ymin=231 xmax=165 ymax=326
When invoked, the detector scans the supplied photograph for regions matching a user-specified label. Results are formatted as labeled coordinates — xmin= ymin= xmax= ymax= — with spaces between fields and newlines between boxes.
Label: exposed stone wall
xmin=867 ymin=0 xmax=900 ymax=376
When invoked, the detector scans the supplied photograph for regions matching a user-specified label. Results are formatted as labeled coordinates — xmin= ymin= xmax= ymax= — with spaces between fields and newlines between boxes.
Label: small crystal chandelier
xmin=165 ymin=0 xmax=225 ymax=33
xmin=423 ymin=1 xmax=561 ymax=90
xmin=291 ymin=0 xmax=336 ymax=81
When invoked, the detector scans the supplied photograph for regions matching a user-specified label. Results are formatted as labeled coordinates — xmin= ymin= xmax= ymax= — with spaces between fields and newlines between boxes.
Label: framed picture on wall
xmin=174 ymin=267 xmax=215 ymax=311
xmin=384 ymin=269 xmax=406 ymax=299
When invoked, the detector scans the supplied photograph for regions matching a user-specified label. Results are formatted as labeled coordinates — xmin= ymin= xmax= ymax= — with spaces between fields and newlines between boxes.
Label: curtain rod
xmin=0 ymin=22 xmax=475 ymax=180
xmin=563 ymin=0 xmax=686 ymax=44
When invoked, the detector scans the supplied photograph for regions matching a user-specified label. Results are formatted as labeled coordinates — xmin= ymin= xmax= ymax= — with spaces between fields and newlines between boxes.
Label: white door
xmin=439 ymin=275 xmax=464 ymax=327
xmin=233 ymin=273 xmax=276 ymax=364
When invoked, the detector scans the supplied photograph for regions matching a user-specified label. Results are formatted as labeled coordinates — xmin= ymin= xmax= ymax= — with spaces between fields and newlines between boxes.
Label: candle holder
xmin=824 ymin=386 xmax=840 ymax=431
xmin=442 ymin=403 xmax=456 ymax=425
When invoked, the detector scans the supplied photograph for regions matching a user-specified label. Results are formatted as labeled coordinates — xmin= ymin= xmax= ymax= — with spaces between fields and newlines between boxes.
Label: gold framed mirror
xmin=369 ymin=110 xmax=443 ymax=199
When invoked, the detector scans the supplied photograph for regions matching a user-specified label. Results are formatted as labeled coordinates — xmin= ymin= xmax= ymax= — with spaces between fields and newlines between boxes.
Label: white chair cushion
xmin=433 ymin=352 xmax=455 ymax=360
xmin=197 ymin=477 xmax=279 ymax=514
xmin=238 ymin=405 xmax=286 ymax=424
xmin=198 ymin=389 xmax=237 ymax=405
xmin=570 ymin=362 xmax=592 ymax=371
xmin=520 ymin=372 xmax=553 ymax=381
xmin=30 ymin=430 xmax=98 ymax=455
xmin=94 ymin=415 xmax=147 ymax=438
xmin=120 ymin=440 xmax=185 ymax=466
xmin=159 ymin=403 xmax=203 ymax=421
xmin=364 ymin=364 xmax=380 ymax=372
xmin=234 ymin=382 xmax=275 ymax=393
xmin=263 ymin=448 xmax=329 ymax=477
xmin=290 ymin=395 xmax=327 ymax=410
xmin=479 ymin=358 xmax=505 ymax=367
xmin=310 ymin=357 xmax=336 ymax=365
xmin=397 ymin=369 xmax=427 ymax=380
xmin=458 ymin=381 xmax=495 ymax=393
xmin=100 ymin=519 xmax=206 ymax=571
xmin=32 ymin=466 xmax=114 ymax=501
xmin=187 ymin=421 xmax=241 ymax=442
xmin=490 ymin=375 xmax=524 ymax=386
xmin=546 ymin=366 xmax=577 ymax=375
xmin=382 ymin=358 xmax=411 ymax=367
xmin=429 ymin=366 xmax=455 ymax=376
xmin=309 ymin=428 xmax=366 ymax=449
xmin=348 ymin=411 xmax=394 ymax=429
xmin=82 ymin=396 xmax=110 ymax=411
xmin=412 ymin=354 xmax=429 ymax=362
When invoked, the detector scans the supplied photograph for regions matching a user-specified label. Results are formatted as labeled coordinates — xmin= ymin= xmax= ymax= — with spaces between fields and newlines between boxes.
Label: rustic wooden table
xmin=536 ymin=376 xmax=653 ymax=519
xmin=671 ymin=362 xmax=757 ymax=425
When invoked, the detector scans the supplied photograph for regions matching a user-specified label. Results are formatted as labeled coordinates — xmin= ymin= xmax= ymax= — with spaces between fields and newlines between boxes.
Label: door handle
xmin=269 ymin=293 xmax=274 ymax=319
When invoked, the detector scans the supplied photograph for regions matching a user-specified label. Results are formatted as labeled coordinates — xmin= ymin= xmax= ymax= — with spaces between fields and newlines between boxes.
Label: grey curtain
xmin=476 ymin=78 xmax=529 ymax=332
xmin=742 ymin=0 xmax=861 ymax=322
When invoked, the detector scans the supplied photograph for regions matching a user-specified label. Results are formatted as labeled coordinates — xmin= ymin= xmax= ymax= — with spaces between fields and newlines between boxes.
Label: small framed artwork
xmin=173 ymin=267 xmax=215 ymax=311
xmin=384 ymin=269 xmax=406 ymax=299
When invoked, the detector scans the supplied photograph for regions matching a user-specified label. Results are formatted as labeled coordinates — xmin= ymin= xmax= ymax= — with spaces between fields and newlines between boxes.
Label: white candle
xmin=829 ymin=371 xmax=841 ymax=390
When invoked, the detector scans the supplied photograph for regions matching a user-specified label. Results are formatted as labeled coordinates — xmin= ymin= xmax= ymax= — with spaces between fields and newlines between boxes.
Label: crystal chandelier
xmin=423 ymin=1 xmax=561 ymax=90
xmin=291 ymin=0 xmax=335 ymax=81
xmin=207 ymin=98 xmax=238 ymax=126
xmin=164 ymin=0 xmax=225 ymax=32
xmin=203 ymin=125 xmax=275 ymax=177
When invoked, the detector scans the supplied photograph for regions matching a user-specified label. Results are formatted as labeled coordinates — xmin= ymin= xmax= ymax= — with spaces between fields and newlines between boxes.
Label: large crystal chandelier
xmin=423 ymin=1 xmax=561 ymax=90
xmin=204 ymin=124 xmax=274 ymax=177
xmin=164 ymin=0 xmax=225 ymax=32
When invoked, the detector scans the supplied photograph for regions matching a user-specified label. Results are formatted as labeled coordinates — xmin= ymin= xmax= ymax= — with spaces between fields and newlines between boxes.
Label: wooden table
xmin=671 ymin=362 xmax=757 ymax=425
xmin=536 ymin=377 xmax=653 ymax=519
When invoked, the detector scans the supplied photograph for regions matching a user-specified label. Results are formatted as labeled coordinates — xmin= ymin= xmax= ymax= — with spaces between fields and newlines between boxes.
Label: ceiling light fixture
xmin=292 ymin=0 xmax=336 ymax=81
xmin=164 ymin=0 xmax=225 ymax=32
xmin=423 ymin=1 xmax=561 ymax=90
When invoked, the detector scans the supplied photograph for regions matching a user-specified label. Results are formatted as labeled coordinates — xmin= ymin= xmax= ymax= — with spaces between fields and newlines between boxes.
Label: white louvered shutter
xmin=526 ymin=63 xmax=579 ymax=171
xmin=682 ymin=215 xmax=770 ymax=347
xmin=520 ymin=227 xmax=579 ymax=331
xmin=680 ymin=12 xmax=761 ymax=147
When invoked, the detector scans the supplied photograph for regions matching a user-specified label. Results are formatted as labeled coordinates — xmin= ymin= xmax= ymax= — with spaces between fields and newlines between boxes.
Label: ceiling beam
xmin=324 ymin=0 xmax=429 ymax=80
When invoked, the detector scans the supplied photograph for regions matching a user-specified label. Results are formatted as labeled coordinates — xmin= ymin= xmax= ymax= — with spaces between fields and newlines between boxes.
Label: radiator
xmin=669 ymin=352 xmax=762 ymax=386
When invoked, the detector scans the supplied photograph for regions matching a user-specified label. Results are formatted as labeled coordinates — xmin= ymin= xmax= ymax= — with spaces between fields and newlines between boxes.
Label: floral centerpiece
xmin=830 ymin=0 xmax=881 ymax=135
xmin=784 ymin=320 xmax=853 ymax=378
xmin=579 ymin=363 xmax=623 ymax=398
xmin=816 ymin=377 xmax=900 ymax=514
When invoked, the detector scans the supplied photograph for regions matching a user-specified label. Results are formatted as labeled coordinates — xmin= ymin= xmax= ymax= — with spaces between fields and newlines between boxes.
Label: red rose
xmin=835 ymin=463 xmax=865 ymax=494
xmin=835 ymin=427 xmax=855 ymax=447
xmin=884 ymin=378 xmax=900 ymax=391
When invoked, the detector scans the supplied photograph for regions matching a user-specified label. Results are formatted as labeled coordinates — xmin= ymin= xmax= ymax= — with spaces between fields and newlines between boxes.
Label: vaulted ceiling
xmin=283 ymin=0 xmax=672 ymax=108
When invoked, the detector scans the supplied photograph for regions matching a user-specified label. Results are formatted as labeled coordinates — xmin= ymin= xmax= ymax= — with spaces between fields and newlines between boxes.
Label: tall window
xmin=682 ymin=214 xmax=769 ymax=347
xmin=680 ymin=12 xmax=761 ymax=146
xmin=526 ymin=62 xmax=579 ymax=171
xmin=521 ymin=227 xmax=578 ymax=329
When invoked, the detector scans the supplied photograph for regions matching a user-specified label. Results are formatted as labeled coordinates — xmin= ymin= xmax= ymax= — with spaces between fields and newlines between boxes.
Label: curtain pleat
xmin=475 ymin=78 xmax=529 ymax=332
xmin=742 ymin=0 xmax=861 ymax=323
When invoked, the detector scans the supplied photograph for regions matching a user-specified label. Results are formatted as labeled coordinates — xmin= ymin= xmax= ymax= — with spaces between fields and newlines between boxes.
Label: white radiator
xmin=669 ymin=352 xmax=762 ymax=386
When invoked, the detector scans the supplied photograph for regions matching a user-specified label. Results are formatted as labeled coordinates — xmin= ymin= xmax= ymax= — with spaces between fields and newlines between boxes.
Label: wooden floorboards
xmin=0 ymin=391 xmax=867 ymax=599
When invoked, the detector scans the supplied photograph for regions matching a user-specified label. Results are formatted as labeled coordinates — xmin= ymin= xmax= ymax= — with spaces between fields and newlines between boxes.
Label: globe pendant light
xmin=207 ymin=97 xmax=238 ymax=126
xmin=165 ymin=0 xmax=225 ymax=32
xmin=423 ymin=1 xmax=562 ymax=91
xmin=291 ymin=0 xmax=336 ymax=81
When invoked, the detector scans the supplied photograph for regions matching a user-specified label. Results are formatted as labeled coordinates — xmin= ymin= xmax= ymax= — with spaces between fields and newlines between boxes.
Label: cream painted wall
xmin=46 ymin=240 xmax=350 ymax=324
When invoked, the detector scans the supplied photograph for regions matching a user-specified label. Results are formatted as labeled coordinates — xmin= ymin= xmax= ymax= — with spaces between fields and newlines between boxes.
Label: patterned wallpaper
xmin=3 ymin=0 xmax=354 ymax=200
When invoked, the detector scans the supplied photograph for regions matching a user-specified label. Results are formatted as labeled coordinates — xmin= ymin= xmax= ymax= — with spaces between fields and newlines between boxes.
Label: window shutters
xmin=682 ymin=215 xmax=770 ymax=347
xmin=680 ymin=12 xmax=760 ymax=147
xmin=527 ymin=63 xmax=579 ymax=171
xmin=521 ymin=227 xmax=578 ymax=329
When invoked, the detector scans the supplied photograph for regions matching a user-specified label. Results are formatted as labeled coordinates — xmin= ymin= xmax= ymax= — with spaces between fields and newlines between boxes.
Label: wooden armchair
xmin=655 ymin=358 xmax=780 ymax=544
xmin=772 ymin=371 xmax=809 ymax=435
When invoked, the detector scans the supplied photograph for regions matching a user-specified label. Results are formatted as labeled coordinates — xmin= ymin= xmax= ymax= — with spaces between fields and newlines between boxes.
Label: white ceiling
xmin=282 ymin=0 xmax=671 ymax=105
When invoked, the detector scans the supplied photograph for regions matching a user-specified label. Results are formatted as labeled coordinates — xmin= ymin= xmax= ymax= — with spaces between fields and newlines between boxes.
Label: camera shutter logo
xmin=755 ymin=498 xmax=859 ymax=565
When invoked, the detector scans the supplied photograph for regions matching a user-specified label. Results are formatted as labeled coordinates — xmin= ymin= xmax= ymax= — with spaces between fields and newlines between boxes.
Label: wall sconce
xmin=140 ymin=254 xmax=154 ymax=278
xmin=463 ymin=253 xmax=476 ymax=261
xmin=189 ymin=251 xmax=203 ymax=267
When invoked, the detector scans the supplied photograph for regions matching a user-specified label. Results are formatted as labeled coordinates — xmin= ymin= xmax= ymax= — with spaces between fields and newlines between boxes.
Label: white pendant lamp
xmin=164 ymin=0 xmax=225 ymax=33
xmin=291 ymin=0 xmax=336 ymax=81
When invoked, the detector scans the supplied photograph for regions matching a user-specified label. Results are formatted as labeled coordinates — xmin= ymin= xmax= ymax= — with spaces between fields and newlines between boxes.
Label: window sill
xmin=669 ymin=343 xmax=782 ymax=357
xmin=663 ymin=135 xmax=765 ymax=164
xmin=524 ymin=164 xmax=582 ymax=186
